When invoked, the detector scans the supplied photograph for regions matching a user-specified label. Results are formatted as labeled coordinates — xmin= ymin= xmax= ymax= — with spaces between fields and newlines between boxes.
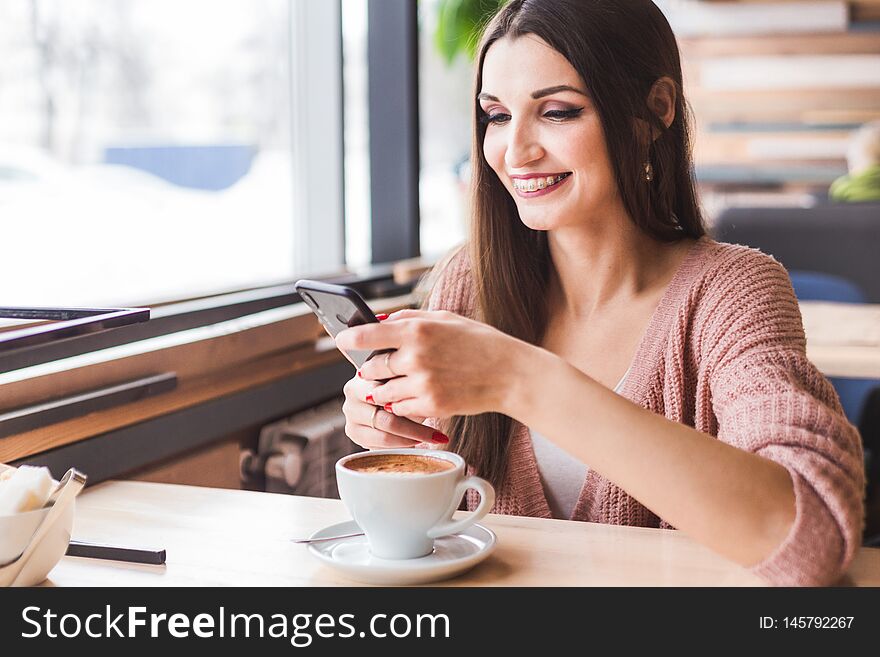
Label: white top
xmin=531 ymin=367 xmax=629 ymax=520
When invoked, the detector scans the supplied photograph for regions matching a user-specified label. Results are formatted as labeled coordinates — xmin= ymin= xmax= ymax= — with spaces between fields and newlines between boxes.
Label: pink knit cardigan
xmin=424 ymin=236 xmax=865 ymax=586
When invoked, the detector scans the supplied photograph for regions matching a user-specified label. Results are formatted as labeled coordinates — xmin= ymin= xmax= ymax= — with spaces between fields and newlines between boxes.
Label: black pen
xmin=66 ymin=540 xmax=166 ymax=565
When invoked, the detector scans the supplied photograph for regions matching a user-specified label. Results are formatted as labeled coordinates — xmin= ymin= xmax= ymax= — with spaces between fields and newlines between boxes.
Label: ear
xmin=646 ymin=76 xmax=676 ymax=139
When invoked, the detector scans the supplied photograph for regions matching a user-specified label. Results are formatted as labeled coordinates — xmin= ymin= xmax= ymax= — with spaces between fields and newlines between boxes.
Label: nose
xmin=504 ymin=119 xmax=544 ymax=171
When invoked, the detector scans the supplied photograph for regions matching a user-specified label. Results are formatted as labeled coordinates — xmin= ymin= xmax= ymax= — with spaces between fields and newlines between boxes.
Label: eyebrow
xmin=477 ymin=84 xmax=589 ymax=102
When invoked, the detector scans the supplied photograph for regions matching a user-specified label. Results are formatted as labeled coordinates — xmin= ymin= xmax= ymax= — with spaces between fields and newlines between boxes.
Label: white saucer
xmin=307 ymin=520 xmax=496 ymax=585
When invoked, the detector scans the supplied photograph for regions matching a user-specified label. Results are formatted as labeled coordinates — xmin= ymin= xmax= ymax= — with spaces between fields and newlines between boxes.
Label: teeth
xmin=512 ymin=174 xmax=567 ymax=192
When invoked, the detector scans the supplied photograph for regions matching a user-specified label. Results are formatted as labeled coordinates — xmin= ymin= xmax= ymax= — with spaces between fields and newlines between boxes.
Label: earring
xmin=643 ymin=161 xmax=654 ymax=182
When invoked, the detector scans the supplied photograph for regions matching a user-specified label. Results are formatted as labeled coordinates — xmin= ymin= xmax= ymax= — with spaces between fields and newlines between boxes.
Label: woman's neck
xmin=546 ymin=221 xmax=692 ymax=321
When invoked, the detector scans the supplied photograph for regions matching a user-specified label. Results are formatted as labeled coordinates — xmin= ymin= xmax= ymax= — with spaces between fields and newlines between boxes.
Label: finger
xmin=344 ymin=381 xmax=427 ymax=423
xmin=383 ymin=397 xmax=431 ymax=420
xmin=347 ymin=425 xmax=423 ymax=449
xmin=360 ymin=406 xmax=444 ymax=444
xmin=368 ymin=377 xmax=413 ymax=407
xmin=344 ymin=376 xmax=431 ymax=433
xmin=385 ymin=308 xmax=427 ymax=321
xmin=335 ymin=322 xmax=404 ymax=353
xmin=359 ymin=350 xmax=403 ymax=381
xmin=334 ymin=336 xmax=360 ymax=369
xmin=387 ymin=308 xmax=457 ymax=323
xmin=343 ymin=375 xmax=381 ymax=401
xmin=357 ymin=379 xmax=383 ymax=403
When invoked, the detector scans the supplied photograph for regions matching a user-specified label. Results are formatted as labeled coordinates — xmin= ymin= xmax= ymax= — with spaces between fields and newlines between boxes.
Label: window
xmin=0 ymin=1 xmax=425 ymax=475
xmin=417 ymin=0 xmax=471 ymax=259
xmin=0 ymin=0 xmax=343 ymax=308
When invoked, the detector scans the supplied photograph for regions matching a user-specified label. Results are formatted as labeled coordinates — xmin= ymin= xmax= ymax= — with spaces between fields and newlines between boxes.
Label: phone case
xmin=294 ymin=279 xmax=392 ymax=368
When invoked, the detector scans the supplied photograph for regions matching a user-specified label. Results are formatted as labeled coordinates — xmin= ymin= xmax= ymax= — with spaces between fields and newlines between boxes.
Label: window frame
xmin=367 ymin=0 xmax=421 ymax=264
xmin=0 ymin=266 xmax=407 ymax=375
xmin=0 ymin=306 xmax=150 ymax=365
xmin=292 ymin=0 xmax=346 ymax=273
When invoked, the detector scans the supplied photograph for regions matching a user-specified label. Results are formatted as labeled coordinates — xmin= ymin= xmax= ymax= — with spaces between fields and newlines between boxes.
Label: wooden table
xmin=801 ymin=301 xmax=880 ymax=379
xmin=44 ymin=481 xmax=880 ymax=587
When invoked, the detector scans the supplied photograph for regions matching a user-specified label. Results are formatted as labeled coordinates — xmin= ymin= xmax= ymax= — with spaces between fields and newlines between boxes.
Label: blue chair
xmin=788 ymin=270 xmax=868 ymax=304
xmin=790 ymin=271 xmax=880 ymax=543
xmin=788 ymin=270 xmax=876 ymax=424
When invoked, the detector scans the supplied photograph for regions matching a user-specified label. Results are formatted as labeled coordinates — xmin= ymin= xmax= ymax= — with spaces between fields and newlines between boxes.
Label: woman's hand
xmin=336 ymin=309 xmax=528 ymax=421
xmin=341 ymin=371 xmax=448 ymax=449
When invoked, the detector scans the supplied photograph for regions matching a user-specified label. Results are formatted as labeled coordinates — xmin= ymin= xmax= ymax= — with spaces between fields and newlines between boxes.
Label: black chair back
xmin=712 ymin=203 xmax=880 ymax=303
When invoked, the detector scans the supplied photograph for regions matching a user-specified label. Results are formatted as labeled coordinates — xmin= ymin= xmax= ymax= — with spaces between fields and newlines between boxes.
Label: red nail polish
xmin=375 ymin=313 xmax=389 ymax=321
xmin=357 ymin=370 xmax=363 ymax=378
xmin=366 ymin=394 xmax=375 ymax=404
xmin=384 ymin=403 xmax=394 ymax=413
xmin=432 ymin=432 xmax=449 ymax=444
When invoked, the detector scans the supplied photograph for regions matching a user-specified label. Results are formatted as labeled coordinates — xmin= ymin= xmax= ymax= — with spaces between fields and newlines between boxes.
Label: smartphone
xmin=294 ymin=279 xmax=392 ymax=369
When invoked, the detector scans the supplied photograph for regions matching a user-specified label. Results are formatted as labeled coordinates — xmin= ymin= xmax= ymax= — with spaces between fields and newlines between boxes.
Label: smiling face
xmin=479 ymin=35 xmax=623 ymax=232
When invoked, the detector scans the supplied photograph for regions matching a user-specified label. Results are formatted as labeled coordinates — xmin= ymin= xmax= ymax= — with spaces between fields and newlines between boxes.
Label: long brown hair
xmin=436 ymin=0 xmax=706 ymax=488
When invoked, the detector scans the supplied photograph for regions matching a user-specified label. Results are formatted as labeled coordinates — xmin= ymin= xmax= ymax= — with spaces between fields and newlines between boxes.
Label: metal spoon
xmin=291 ymin=532 xmax=365 ymax=544
xmin=0 ymin=468 xmax=87 ymax=587
xmin=44 ymin=469 xmax=80 ymax=507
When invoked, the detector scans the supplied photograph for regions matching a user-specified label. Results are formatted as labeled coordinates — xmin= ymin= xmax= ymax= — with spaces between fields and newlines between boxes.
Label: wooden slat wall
xmin=701 ymin=0 xmax=880 ymax=20
xmin=672 ymin=0 xmax=880 ymax=208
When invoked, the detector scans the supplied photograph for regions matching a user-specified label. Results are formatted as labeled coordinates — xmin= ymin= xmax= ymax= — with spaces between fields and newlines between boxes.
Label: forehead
xmin=480 ymin=35 xmax=584 ymax=96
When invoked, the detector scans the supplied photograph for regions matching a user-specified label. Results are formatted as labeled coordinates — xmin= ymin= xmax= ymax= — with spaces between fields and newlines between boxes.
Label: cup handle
xmin=426 ymin=475 xmax=495 ymax=539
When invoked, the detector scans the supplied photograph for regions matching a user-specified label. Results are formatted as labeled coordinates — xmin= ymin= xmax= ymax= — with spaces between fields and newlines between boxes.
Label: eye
xmin=544 ymin=107 xmax=584 ymax=122
xmin=479 ymin=112 xmax=511 ymax=126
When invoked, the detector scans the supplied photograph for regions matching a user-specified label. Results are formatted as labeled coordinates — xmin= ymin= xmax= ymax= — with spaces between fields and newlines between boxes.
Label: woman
xmin=336 ymin=0 xmax=864 ymax=585
xmin=829 ymin=119 xmax=880 ymax=202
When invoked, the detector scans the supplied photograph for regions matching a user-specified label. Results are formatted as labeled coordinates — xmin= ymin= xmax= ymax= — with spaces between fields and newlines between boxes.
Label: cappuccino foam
xmin=344 ymin=453 xmax=455 ymax=475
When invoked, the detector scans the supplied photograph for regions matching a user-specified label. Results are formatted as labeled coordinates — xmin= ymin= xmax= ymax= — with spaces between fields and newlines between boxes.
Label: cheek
xmin=567 ymin=131 xmax=616 ymax=190
xmin=563 ymin=129 xmax=599 ymax=167
xmin=482 ymin=132 xmax=506 ymax=177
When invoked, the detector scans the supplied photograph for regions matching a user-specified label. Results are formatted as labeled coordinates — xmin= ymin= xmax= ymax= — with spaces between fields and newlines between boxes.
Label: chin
xmin=518 ymin=216 xmax=557 ymax=232
xmin=517 ymin=207 xmax=572 ymax=231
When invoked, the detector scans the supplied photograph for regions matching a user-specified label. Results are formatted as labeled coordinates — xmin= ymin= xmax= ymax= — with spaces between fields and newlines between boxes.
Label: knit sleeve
xmin=417 ymin=245 xmax=474 ymax=439
xmin=702 ymin=249 xmax=865 ymax=586
xmin=422 ymin=244 xmax=475 ymax=317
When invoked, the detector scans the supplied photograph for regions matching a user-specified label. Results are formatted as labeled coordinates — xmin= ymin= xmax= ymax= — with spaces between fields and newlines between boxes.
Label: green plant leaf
xmin=433 ymin=0 xmax=507 ymax=65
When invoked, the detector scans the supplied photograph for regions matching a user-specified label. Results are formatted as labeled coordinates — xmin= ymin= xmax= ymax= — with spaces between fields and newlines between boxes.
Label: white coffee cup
xmin=335 ymin=449 xmax=495 ymax=560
